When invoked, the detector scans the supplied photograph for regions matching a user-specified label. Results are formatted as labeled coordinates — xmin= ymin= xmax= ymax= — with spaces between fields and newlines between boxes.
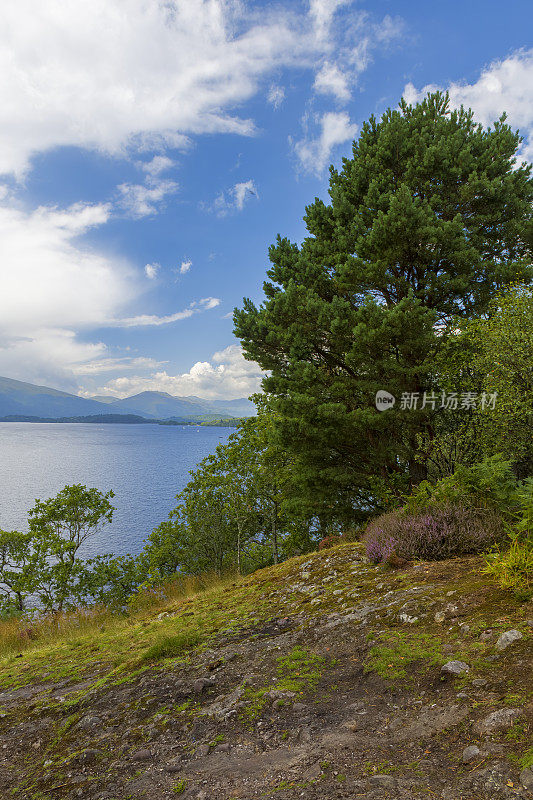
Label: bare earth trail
xmin=0 ymin=543 xmax=531 ymax=799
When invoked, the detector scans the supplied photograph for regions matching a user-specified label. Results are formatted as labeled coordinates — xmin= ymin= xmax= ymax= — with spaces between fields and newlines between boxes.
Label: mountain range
xmin=0 ymin=376 xmax=255 ymax=421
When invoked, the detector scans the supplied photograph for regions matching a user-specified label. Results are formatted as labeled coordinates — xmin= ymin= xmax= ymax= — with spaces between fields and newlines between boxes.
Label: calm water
xmin=0 ymin=423 xmax=230 ymax=558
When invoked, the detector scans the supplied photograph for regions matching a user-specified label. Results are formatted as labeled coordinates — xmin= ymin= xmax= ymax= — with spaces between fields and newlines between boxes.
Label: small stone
xmin=459 ymin=623 xmax=470 ymax=634
xmin=434 ymin=611 xmax=445 ymax=623
xmin=215 ymin=743 xmax=231 ymax=752
xmin=479 ymin=629 xmax=493 ymax=641
xmin=495 ymin=629 xmax=523 ymax=650
xmin=80 ymin=748 xmax=100 ymax=764
xmin=520 ymin=767 xmax=533 ymax=790
xmin=475 ymin=707 xmax=521 ymax=735
xmin=526 ymin=619 xmax=533 ymax=627
xmin=441 ymin=660 xmax=469 ymax=677
xmin=131 ymin=749 xmax=151 ymax=761
xmin=197 ymin=744 xmax=210 ymax=757
xmin=193 ymin=677 xmax=215 ymax=694
xmin=399 ymin=613 xmax=418 ymax=624
xmin=292 ymin=703 xmax=306 ymax=712
xmin=472 ymin=679 xmax=488 ymax=688
xmin=462 ymin=745 xmax=481 ymax=763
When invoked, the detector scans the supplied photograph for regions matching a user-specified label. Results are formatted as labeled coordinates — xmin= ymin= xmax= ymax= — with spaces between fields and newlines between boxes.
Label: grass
xmin=141 ymin=630 xmax=203 ymax=662
xmin=364 ymin=630 xmax=444 ymax=680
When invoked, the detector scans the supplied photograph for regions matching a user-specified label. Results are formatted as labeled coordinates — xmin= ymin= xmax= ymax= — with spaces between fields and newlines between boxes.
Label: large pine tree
xmin=234 ymin=92 xmax=533 ymax=521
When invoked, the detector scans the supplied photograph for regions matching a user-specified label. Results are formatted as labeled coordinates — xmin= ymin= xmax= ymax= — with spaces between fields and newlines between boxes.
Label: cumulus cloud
xmin=144 ymin=263 xmax=159 ymax=279
xmin=403 ymin=48 xmax=533 ymax=163
xmin=0 ymin=196 xmax=222 ymax=386
xmin=313 ymin=62 xmax=351 ymax=101
xmin=0 ymin=0 xmax=398 ymax=177
xmin=212 ymin=179 xmax=259 ymax=216
xmin=292 ymin=111 xmax=357 ymax=174
xmin=179 ymin=259 xmax=192 ymax=275
xmin=92 ymin=345 xmax=264 ymax=401
xmin=117 ymin=178 xmax=178 ymax=218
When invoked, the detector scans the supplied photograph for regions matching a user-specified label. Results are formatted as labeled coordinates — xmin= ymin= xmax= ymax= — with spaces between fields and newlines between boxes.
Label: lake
xmin=0 ymin=423 xmax=231 ymax=558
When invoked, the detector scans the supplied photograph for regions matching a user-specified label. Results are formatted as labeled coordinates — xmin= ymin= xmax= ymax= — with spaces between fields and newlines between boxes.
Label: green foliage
xmin=141 ymin=404 xmax=318 ymax=580
xmin=235 ymin=91 xmax=533 ymax=520
xmin=484 ymin=534 xmax=533 ymax=600
xmin=0 ymin=485 xmax=115 ymax=614
xmin=404 ymin=455 xmax=520 ymax=515
xmin=423 ymin=285 xmax=533 ymax=478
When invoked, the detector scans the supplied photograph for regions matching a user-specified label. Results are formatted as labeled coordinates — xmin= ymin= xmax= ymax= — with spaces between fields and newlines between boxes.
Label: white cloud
xmin=92 ymin=345 xmax=263 ymax=401
xmin=267 ymin=85 xmax=285 ymax=109
xmin=403 ymin=48 xmax=533 ymax=163
xmin=144 ymin=262 xmax=159 ymax=280
xmin=292 ymin=111 xmax=357 ymax=175
xmin=140 ymin=155 xmax=175 ymax=177
xmin=0 ymin=195 xmax=222 ymax=387
xmin=313 ymin=62 xmax=351 ymax=101
xmin=233 ymin=180 xmax=259 ymax=211
xmin=72 ymin=356 xmax=165 ymax=376
xmin=0 ymin=0 xmax=394 ymax=177
xmin=117 ymin=178 xmax=178 ymax=218
xmin=212 ymin=179 xmax=259 ymax=216
xmin=179 ymin=259 xmax=192 ymax=275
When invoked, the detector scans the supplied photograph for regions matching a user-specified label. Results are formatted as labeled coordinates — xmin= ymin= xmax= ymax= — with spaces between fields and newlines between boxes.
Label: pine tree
xmin=234 ymin=92 xmax=533 ymax=520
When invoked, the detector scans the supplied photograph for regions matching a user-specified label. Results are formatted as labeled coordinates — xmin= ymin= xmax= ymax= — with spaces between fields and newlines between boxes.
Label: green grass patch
xmin=141 ymin=630 xmax=202 ymax=662
xmin=364 ymin=630 xmax=443 ymax=680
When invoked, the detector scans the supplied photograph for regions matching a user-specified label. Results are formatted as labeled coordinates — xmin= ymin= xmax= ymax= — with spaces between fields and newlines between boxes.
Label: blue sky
xmin=0 ymin=0 xmax=532 ymax=400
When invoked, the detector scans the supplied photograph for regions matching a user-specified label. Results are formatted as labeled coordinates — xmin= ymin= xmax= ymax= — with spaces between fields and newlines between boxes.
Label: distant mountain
xmin=109 ymin=391 xmax=255 ymax=419
xmin=0 ymin=376 xmax=256 ymax=421
xmin=89 ymin=395 xmax=119 ymax=404
xmin=0 ymin=376 xmax=119 ymax=419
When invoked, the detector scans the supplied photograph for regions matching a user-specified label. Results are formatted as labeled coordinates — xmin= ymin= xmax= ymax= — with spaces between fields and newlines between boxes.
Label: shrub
xmin=365 ymin=503 xmax=504 ymax=564
xmin=404 ymin=455 xmax=519 ymax=516
xmin=484 ymin=533 xmax=533 ymax=601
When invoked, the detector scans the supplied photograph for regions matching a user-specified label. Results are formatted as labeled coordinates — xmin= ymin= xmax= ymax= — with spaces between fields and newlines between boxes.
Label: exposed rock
xmin=193 ymin=677 xmax=215 ymax=694
xmin=131 ymin=748 xmax=152 ymax=761
xmin=441 ymin=660 xmax=469 ymax=677
xmin=520 ymin=767 xmax=533 ymax=790
xmin=495 ymin=629 xmax=523 ymax=650
xmin=462 ymin=745 xmax=481 ymax=763
xmin=475 ymin=707 xmax=522 ymax=735
xmin=368 ymin=773 xmax=398 ymax=789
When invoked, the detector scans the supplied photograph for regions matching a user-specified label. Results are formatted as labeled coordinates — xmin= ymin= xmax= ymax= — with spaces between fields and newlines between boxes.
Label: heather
xmin=365 ymin=503 xmax=505 ymax=564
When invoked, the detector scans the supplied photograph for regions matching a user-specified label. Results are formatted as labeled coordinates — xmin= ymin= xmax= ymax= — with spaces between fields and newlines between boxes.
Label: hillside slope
xmin=0 ymin=543 xmax=531 ymax=800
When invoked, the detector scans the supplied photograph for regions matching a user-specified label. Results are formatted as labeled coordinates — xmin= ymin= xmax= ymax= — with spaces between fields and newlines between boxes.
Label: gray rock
xmin=441 ymin=660 xmax=469 ymax=677
xmin=475 ymin=707 xmax=521 ymax=735
xmin=193 ymin=677 xmax=215 ymax=694
xmin=368 ymin=774 xmax=397 ymax=789
xmin=480 ymin=629 xmax=494 ymax=641
xmin=496 ymin=629 xmax=523 ymax=650
xmin=197 ymin=744 xmax=210 ymax=757
xmin=462 ymin=745 xmax=481 ymax=763
xmin=472 ymin=678 xmax=488 ymax=687
xmin=131 ymin=748 xmax=152 ymax=761
xmin=520 ymin=767 xmax=533 ymax=790
xmin=76 ymin=714 xmax=101 ymax=731
xmin=79 ymin=748 xmax=100 ymax=764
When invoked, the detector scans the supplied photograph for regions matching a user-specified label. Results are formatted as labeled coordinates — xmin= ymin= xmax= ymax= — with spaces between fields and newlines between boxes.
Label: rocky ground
xmin=0 ymin=543 xmax=531 ymax=800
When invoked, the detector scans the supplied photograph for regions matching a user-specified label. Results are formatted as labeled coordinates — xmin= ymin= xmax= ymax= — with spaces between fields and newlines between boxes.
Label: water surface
xmin=0 ymin=423 xmax=230 ymax=557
